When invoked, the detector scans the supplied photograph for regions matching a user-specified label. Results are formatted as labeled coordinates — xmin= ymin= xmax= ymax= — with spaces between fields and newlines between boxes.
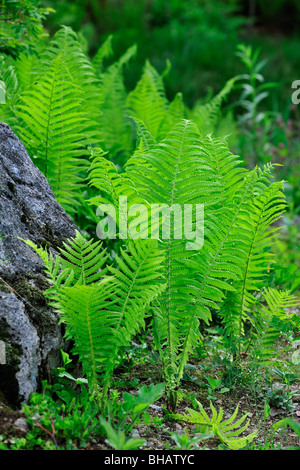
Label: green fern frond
xmin=262 ymin=287 xmax=300 ymax=318
xmin=15 ymin=55 xmax=95 ymax=214
xmin=126 ymin=60 xmax=169 ymax=140
xmin=88 ymin=147 xmax=142 ymax=238
xmin=21 ymin=231 xmax=107 ymax=307
xmin=124 ymin=121 xmax=273 ymax=407
xmin=24 ymin=234 xmax=164 ymax=403
xmin=131 ymin=117 xmax=157 ymax=156
xmin=224 ymin=179 xmax=287 ymax=341
xmin=97 ymin=45 xmax=137 ymax=156
xmin=92 ymin=34 xmax=114 ymax=76
xmin=20 ymin=237 xmax=75 ymax=315
xmin=58 ymin=229 xmax=109 ymax=285
xmin=251 ymin=288 xmax=300 ymax=364
xmin=58 ymin=280 xmax=118 ymax=393
xmin=200 ymin=134 xmax=246 ymax=207
xmin=125 ymin=119 xmax=223 ymax=406
xmin=127 ymin=61 xmax=186 ymax=146
xmin=14 ymin=52 xmax=39 ymax=90
xmin=173 ymin=401 xmax=258 ymax=450
xmin=58 ymin=238 xmax=165 ymax=401
xmin=39 ymin=25 xmax=102 ymax=134
xmin=190 ymin=77 xmax=237 ymax=135
xmin=158 ymin=91 xmax=186 ymax=139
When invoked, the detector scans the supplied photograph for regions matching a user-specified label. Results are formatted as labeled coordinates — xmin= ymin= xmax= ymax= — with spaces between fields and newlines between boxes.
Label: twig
xmin=35 ymin=418 xmax=59 ymax=450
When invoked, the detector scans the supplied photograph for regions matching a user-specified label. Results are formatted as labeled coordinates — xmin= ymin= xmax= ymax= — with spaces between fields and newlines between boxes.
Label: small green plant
xmin=104 ymin=383 xmax=164 ymax=434
xmin=0 ymin=0 xmax=54 ymax=58
xmin=234 ymin=43 xmax=279 ymax=166
xmin=168 ymin=429 xmax=213 ymax=450
xmin=99 ymin=382 xmax=165 ymax=449
xmin=274 ymin=419 xmax=300 ymax=450
xmin=173 ymin=401 xmax=258 ymax=450
xmin=204 ymin=376 xmax=230 ymax=401
xmin=268 ymin=386 xmax=297 ymax=412
xmin=20 ymin=381 xmax=104 ymax=450
xmin=100 ymin=420 xmax=145 ymax=450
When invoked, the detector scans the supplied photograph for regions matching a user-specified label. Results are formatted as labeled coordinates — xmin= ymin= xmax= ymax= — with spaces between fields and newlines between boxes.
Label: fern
xmin=24 ymin=234 xmax=164 ymax=406
xmin=92 ymin=34 xmax=114 ymax=77
xmin=13 ymin=39 xmax=290 ymax=414
xmin=220 ymin=178 xmax=287 ymax=345
xmin=21 ymin=230 xmax=108 ymax=308
xmin=97 ymin=44 xmax=137 ymax=157
xmin=88 ymin=147 xmax=143 ymax=240
xmin=173 ymin=401 xmax=258 ymax=450
xmin=39 ymin=26 xmax=102 ymax=137
xmin=102 ymin=120 xmax=224 ymax=408
xmin=58 ymin=230 xmax=109 ymax=285
xmin=15 ymin=55 xmax=96 ymax=214
xmin=59 ymin=238 xmax=164 ymax=404
xmin=87 ymin=117 xmax=287 ymax=409
xmin=189 ymin=77 xmax=237 ymax=135
xmin=127 ymin=60 xmax=171 ymax=141
xmin=14 ymin=52 xmax=40 ymax=90
xmin=251 ymin=288 xmax=300 ymax=365
xmin=87 ymin=112 xmax=289 ymax=409
xmin=125 ymin=121 xmax=273 ymax=408
xmin=0 ymin=55 xmax=20 ymax=127
xmin=159 ymin=91 xmax=186 ymax=140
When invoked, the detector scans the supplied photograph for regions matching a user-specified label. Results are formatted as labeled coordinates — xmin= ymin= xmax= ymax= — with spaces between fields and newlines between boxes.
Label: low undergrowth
xmin=1 ymin=332 xmax=299 ymax=451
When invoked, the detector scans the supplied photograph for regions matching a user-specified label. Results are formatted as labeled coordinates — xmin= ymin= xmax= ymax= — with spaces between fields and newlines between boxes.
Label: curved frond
xmin=222 ymin=179 xmax=287 ymax=340
xmin=126 ymin=60 xmax=168 ymax=140
xmin=58 ymin=239 xmax=165 ymax=400
xmin=173 ymin=401 xmax=258 ymax=450
xmin=97 ymin=44 xmax=136 ymax=156
xmin=189 ymin=77 xmax=236 ymax=135
xmin=15 ymin=55 xmax=95 ymax=213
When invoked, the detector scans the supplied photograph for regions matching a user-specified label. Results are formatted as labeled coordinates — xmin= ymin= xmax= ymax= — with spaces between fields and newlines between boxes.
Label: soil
xmin=1 ymin=358 xmax=299 ymax=451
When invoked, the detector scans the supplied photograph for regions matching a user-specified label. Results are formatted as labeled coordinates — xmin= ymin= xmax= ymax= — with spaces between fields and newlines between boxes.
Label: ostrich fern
xmin=12 ymin=38 xmax=290 ymax=411
xmin=97 ymin=44 xmax=137 ymax=157
xmin=88 ymin=117 xmax=288 ymax=410
xmin=39 ymin=26 xmax=102 ymax=136
xmin=127 ymin=60 xmax=186 ymax=143
xmin=15 ymin=55 xmax=96 ymax=214
xmin=25 ymin=233 xmax=164 ymax=408
xmin=173 ymin=401 xmax=258 ymax=450
xmin=219 ymin=178 xmax=287 ymax=348
xmin=249 ymin=288 xmax=300 ymax=365
xmin=189 ymin=78 xmax=237 ymax=135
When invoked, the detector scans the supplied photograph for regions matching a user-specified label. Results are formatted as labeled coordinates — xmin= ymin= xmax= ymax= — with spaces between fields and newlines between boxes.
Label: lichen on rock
xmin=0 ymin=122 xmax=78 ymax=408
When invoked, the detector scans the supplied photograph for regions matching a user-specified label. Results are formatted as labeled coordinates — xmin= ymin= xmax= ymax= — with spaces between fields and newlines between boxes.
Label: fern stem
xmin=164 ymin=121 xmax=188 ymax=408
xmin=85 ymin=293 xmax=98 ymax=393
xmin=238 ymin=193 xmax=266 ymax=354
xmin=178 ymin=170 xmax=256 ymax=373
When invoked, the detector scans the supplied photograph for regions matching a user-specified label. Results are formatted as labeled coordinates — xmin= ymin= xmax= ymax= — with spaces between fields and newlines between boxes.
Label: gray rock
xmin=14 ymin=417 xmax=28 ymax=433
xmin=0 ymin=122 xmax=78 ymax=408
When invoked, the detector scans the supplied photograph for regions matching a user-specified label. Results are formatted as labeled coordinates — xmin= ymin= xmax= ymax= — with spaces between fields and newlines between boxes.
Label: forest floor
xmin=1 ymin=350 xmax=299 ymax=451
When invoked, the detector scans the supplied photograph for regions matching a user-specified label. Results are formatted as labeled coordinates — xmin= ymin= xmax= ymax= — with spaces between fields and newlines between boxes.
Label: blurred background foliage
xmin=1 ymin=0 xmax=300 ymax=108
xmin=36 ymin=0 xmax=300 ymax=110
xmin=0 ymin=0 xmax=299 ymax=289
